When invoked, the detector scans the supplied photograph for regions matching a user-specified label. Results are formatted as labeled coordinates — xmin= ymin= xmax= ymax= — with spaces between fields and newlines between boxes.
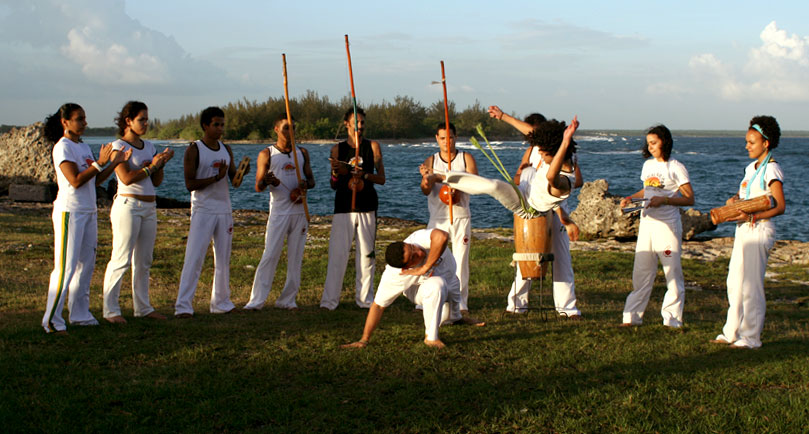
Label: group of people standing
xmin=41 ymin=101 xmax=786 ymax=350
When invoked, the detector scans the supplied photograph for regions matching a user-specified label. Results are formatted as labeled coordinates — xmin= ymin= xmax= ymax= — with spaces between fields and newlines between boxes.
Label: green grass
xmin=2 ymin=206 xmax=809 ymax=433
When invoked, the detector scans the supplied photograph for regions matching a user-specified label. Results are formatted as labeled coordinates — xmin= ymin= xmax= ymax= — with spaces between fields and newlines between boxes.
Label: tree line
xmin=148 ymin=91 xmax=522 ymax=141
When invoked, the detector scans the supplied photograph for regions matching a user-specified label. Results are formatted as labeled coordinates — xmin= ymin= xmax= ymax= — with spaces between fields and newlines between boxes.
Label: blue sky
xmin=2 ymin=0 xmax=808 ymax=130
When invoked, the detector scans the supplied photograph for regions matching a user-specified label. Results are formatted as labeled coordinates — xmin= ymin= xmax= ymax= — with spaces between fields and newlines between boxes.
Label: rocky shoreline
xmin=3 ymin=197 xmax=807 ymax=268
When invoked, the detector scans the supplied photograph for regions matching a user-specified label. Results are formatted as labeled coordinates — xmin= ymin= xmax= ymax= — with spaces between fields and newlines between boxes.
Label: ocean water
xmin=85 ymin=134 xmax=808 ymax=241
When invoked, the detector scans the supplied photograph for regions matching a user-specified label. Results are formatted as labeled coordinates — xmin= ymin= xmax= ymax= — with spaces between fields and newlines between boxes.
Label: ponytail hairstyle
xmin=43 ymin=103 xmax=83 ymax=143
xmin=642 ymin=124 xmax=673 ymax=161
xmin=115 ymin=101 xmax=148 ymax=137
xmin=749 ymin=115 xmax=781 ymax=150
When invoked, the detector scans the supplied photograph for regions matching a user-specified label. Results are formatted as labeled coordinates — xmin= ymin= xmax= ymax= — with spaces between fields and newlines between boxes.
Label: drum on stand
xmin=513 ymin=212 xmax=553 ymax=279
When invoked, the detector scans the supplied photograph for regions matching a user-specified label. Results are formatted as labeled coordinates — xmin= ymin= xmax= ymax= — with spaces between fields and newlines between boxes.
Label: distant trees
xmin=147 ymin=91 xmax=520 ymax=141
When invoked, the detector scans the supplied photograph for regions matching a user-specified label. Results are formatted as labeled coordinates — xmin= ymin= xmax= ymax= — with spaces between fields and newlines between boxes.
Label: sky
xmin=1 ymin=0 xmax=808 ymax=130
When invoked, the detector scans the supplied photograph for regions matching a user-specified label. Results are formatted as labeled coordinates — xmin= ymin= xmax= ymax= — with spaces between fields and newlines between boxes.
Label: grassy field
xmin=1 ymin=204 xmax=808 ymax=433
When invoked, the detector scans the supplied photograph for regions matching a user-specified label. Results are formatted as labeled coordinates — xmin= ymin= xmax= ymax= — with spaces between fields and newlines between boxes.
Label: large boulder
xmin=0 ymin=123 xmax=55 ymax=195
xmin=570 ymin=179 xmax=715 ymax=240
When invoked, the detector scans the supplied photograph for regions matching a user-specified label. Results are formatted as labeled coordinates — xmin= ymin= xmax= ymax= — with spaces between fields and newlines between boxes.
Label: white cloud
xmin=62 ymin=28 xmax=168 ymax=85
xmin=687 ymin=21 xmax=809 ymax=102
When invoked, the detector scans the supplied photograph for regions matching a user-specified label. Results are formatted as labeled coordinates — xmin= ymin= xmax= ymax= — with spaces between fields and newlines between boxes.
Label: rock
xmin=570 ymin=179 xmax=716 ymax=240
xmin=9 ymin=184 xmax=54 ymax=202
xmin=0 ymin=123 xmax=56 ymax=194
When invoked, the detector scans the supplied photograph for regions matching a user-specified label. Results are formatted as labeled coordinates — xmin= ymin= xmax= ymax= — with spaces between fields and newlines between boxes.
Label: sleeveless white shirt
xmin=190 ymin=140 xmax=231 ymax=214
xmin=428 ymin=151 xmax=471 ymax=219
xmin=266 ymin=145 xmax=305 ymax=216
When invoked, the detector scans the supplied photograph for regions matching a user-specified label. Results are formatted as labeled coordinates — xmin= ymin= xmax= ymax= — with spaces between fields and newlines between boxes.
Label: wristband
xmin=142 ymin=166 xmax=151 ymax=177
xmin=363 ymin=173 xmax=369 ymax=180
xmin=91 ymin=162 xmax=102 ymax=172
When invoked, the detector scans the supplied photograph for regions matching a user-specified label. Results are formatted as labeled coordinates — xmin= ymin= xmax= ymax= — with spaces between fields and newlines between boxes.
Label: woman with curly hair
xmin=42 ymin=103 xmax=129 ymax=333
xmin=711 ymin=116 xmax=785 ymax=348
xmin=619 ymin=125 xmax=694 ymax=328
xmin=101 ymin=101 xmax=174 ymax=324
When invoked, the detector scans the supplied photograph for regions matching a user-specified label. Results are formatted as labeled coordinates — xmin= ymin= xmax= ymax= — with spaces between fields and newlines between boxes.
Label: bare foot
xmin=619 ymin=322 xmax=635 ymax=328
xmin=709 ymin=339 xmax=731 ymax=345
xmin=175 ymin=313 xmax=193 ymax=319
xmin=52 ymin=330 xmax=68 ymax=336
xmin=105 ymin=316 xmax=127 ymax=324
xmin=453 ymin=316 xmax=486 ymax=327
xmin=424 ymin=338 xmax=446 ymax=349
xmin=341 ymin=340 xmax=368 ymax=349
xmin=144 ymin=311 xmax=167 ymax=320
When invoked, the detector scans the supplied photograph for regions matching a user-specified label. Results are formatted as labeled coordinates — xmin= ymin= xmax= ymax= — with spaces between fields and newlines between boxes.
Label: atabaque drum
xmin=513 ymin=212 xmax=552 ymax=279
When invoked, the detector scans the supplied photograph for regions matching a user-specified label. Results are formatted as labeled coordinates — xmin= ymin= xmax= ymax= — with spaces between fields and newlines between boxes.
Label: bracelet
xmin=142 ymin=166 xmax=151 ymax=177
xmin=363 ymin=173 xmax=369 ymax=180
xmin=91 ymin=162 xmax=103 ymax=172
xmin=664 ymin=197 xmax=669 ymax=205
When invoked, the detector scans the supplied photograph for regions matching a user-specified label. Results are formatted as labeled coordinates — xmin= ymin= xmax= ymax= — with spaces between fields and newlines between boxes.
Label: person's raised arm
xmin=488 ymin=105 xmax=534 ymax=136
xmin=546 ymin=116 xmax=578 ymax=198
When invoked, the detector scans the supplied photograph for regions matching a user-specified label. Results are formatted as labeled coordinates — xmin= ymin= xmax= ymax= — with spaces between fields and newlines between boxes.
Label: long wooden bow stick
xmin=345 ymin=34 xmax=362 ymax=212
xmin=282 ymin=53 xmax=310 ymax=221
xmin=441 ymin=60 xmax=454 ymax=224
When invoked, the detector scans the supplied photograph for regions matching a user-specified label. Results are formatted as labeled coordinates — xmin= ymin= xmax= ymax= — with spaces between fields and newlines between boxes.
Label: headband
xmin=750 ymin=124 xmax=768 ymax=140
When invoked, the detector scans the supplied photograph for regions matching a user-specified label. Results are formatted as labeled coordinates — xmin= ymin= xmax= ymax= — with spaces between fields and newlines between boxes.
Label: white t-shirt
xmin=737 ymin=160 xmax=783 ymax=226
xmin=52 ymin=137 xmax=97 ymax=213
xmin=639 ymin=158 xmax=690 ymax=223
xmin=374 ymin=229 xmax=457 ymax=308
xmin=112 ymin=139 xmax=156 ymax=197
xmin=427 ymin=151 xmax=471 ymax=220
xmin=266 ymin=145 xmax=305 ymax=216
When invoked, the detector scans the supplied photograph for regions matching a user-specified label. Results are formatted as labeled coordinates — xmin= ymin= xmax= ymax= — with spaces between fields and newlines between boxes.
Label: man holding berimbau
xmin=342 ymin=228 xmax=484 ymax=349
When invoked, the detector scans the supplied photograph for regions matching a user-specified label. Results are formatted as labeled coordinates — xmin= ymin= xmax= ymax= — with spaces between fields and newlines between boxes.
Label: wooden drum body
xmin=710 ymin=195 xmax=772 ymax=225
xmin=513 ymin=212 xmax=553 ymax=279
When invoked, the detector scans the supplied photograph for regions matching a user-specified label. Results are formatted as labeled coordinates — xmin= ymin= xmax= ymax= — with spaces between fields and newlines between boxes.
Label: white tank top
xmin=190 ymin=140 xmax=231 ymax=214
xmin=427 ymin=151 xmax=471 ymax=219
xmin=112 ymin=139 xmax=156 ymax=196
xmin=266 ymin=145 xmax=305 ymax=216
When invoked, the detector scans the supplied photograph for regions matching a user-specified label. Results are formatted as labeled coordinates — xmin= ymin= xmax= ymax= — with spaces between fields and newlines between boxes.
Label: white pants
xmin=320 ymin=211 xmax=376 ymax=310
xmin=623 ymin=218 xmax=685 ymax=327
xmin=427 ymin=216 xmax=471 ymax=311
xmin=374 ymin=274 xmax=461 ymax=341
xmin=245 ymin=213 xmax=308 ymax=309
xmin=102 ymin=196 xmax=157 ymax=318
xmin=715 ymin=222 xmax=775 ymax=348
xmin=175 ymin=211 xmax=235 ymax=315
xmin=506 ymin=212 xmax=580 ymax=315
xmin=43 ymin=210 xmax=98 ymax=332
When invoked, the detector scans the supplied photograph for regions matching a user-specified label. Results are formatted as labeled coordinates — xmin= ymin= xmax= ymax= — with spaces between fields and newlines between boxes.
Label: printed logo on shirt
xmin=463 ymin=236 xmax=469 ymax=245
xmin=664 ymin=246 xmax=672 ymax=257
xmin=349 ymin=156 xmax=363 ymax=167
xmin=228 ymin=225 xmax=233 ymax=234
xmin=83 ymin=157 xmax=94 ymax=169
xmin=740 ymin=180 xmax=748 ymax=191
xmin=644 ymin=176 xmax=662 ymax=188
xmin=212 ymin=160 xmax=226 ymax=169
xmin=283 ymin=163 xmax=296 ymax=172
